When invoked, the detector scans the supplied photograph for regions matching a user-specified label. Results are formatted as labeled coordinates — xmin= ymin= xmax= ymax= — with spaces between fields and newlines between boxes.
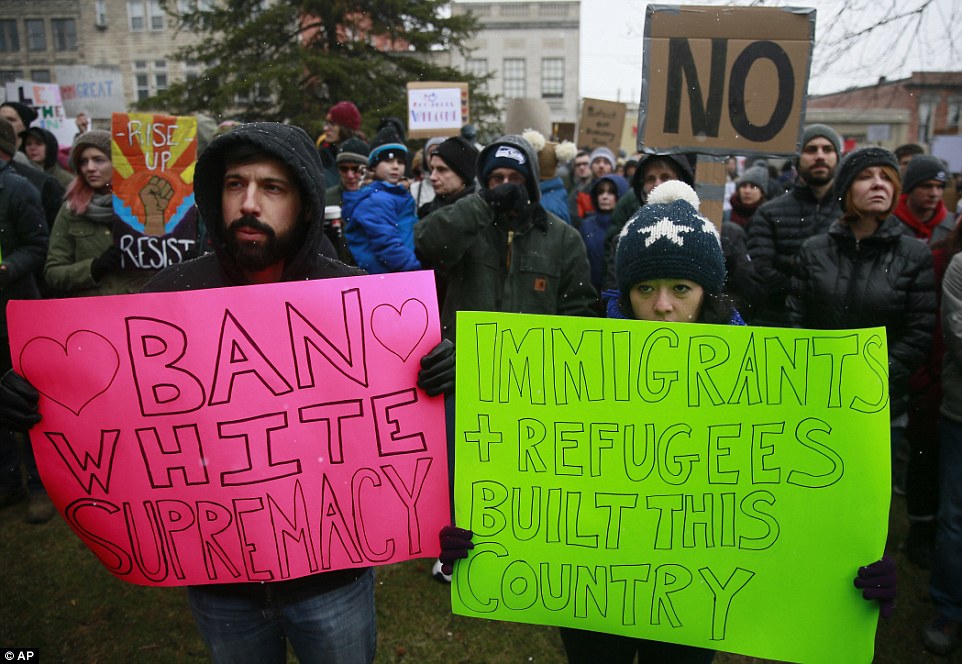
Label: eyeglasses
xmin=486 ymin=172 xmax=526 ymax=187
xmin=338 ymin=165 xmax=365 ymax=175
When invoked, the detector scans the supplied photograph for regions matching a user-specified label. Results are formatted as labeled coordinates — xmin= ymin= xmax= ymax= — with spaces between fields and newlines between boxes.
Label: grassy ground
xmin=1 ymin=494 xmax=958 ymax=664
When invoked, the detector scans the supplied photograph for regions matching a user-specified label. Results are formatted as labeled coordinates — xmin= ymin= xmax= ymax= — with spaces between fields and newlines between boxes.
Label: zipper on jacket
xmin=506 ymin=230 xmax=514 ymax=270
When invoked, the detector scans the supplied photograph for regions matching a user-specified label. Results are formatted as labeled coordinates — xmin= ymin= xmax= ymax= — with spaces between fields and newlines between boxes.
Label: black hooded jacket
xmin=144 ymin=122 xmax=349 ymax=293
xmin=142 ymin=124 xmax=366 ymax=595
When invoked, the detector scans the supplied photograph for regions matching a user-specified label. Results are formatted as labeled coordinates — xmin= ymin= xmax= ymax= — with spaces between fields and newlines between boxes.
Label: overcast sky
xmin=579 ymin=0 xmax=961 ymax=102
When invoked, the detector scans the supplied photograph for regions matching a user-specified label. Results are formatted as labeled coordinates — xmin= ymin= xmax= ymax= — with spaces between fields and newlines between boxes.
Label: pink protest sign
xmin=6 ymin=271 xmax=449 ymax=587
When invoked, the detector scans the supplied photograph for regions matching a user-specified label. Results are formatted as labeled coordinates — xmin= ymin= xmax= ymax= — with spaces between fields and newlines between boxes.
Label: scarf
xmin=85 ymin=192 xmax=115 ymax=223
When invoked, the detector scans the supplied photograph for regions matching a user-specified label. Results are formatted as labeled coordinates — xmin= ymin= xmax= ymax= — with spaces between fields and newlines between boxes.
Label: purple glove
xmin=439 ymin=525 xmax=474 ymax=575
xmin=854 ymin=555 xmax=896 ymax=619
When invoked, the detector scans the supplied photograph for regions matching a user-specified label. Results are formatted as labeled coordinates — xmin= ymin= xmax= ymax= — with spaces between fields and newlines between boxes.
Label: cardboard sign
xmin=111 ymin=112 xmax=200 ymax=270
xmin=452 ymin=311 xmax=889 ymax=663
xmin=407 ymin=82 xmax=469 ymax=139
xmin=56 ymin=64 xmax=127 ymax=119
xmin=4 ymin=80 xmax=73 ymax=147
xmin=577 ymin=98 xmax=627 ymax=151
xmin=6 ymin=272 xmax=450 ymax=587
xmin=637 ymin=5 xmax=815 ymax=156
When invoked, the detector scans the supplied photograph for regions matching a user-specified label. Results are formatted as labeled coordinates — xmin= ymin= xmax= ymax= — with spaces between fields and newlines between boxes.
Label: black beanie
xmin=902 ymin=155 xmax=948 ymax=194
xmin=433 ymin=136 xmax=478 ymax=185
xmin=1 ymin=101 xmax=38 ymax=127
xmin=336 ymin=137 xmax=370 ymax=165
xmin=616 ymin=181 xmax=726 ymax=296
xmin=833 ymin=146 xmax=899 ymax=212
xmin=367 ymin=126 xmax=407 ymax=168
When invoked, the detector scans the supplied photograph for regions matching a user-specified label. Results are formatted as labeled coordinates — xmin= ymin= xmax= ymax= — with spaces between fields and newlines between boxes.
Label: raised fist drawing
xmin=140 ymin=175 xmax=174 ymax=236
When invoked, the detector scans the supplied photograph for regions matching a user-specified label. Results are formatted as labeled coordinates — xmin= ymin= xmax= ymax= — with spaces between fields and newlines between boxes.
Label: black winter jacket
xmin=787 ymin=215 xmax=936 ymax=417
xmin=747 ymin=180 xmax=842 ymax=326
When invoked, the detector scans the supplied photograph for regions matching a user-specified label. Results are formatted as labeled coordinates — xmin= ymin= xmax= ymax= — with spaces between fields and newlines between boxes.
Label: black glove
xmin=854 ymin=555 xmax=896 ymax=619
xmin=481 ymin=182 xmax=529 ymax=215
xmin=417 ymin=339 xmax=455 ymax=397
xmin=0 ymin=264 xmax=13 ymax=289
xmin=90 ymin=246 xmax=124 ymax=281
xmin=0 ymin=370 xmax=41 ymax=432
xmin=439 ymin=525 xmax=474 ymax=575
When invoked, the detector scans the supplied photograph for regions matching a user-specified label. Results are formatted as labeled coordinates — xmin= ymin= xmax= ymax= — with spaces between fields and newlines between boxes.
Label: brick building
xmin=807 ymin=71 xmax=962 ymax=150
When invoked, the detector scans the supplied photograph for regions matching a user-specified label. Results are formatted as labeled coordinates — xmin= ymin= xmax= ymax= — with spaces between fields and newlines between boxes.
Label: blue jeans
xmin=931 ymin=417 xmax=962 ymax=621
xmin=187 ymin=568 xmax=376 ymax=664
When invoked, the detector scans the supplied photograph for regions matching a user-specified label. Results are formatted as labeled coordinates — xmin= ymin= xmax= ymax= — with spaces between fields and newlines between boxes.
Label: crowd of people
xmin=0 ymin=96 xmax=960 ymax=662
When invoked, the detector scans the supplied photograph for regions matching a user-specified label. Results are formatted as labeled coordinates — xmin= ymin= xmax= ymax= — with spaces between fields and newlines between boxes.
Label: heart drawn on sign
xmin=19 ymin=331 xmax=120 ymax=415
xmin=371 ymin=299 xmax=429 ymax=362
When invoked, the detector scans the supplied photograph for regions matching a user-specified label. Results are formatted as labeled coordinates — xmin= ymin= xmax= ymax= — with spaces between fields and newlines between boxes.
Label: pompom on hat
xmin=522 ymin=128 xmax=577 ymax=181
xmin=616 ymin=180 xmax=726 ymax=296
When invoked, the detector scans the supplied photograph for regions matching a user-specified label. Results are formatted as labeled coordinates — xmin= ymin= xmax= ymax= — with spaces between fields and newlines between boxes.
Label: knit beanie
xmin=521 ymin=129 xmax=577 ymax=181
xmin=589 ymin=146 xmax=616 ymax=171
xmin=801 ymin=124 xmax=841 ymax=156
xmin=480 ymin=139 xmax=534 ymax=184
xmin=328 ymin=101 xmax=361 ymax=131
xmin=367 ymin=126 xmax=407 ymax=168
xmin=70 ymin=129 xmax=112 ymax=171
xmin=616 ymin=180 xmax=726 ymax=296
xmin=0 ymin=118 xmax=16 ymax=156
xmin=433 ymin=136 xmax=479 ymax=185
xmin=1 ymin=101 xmax=38 ymax=127
xmin=737 ymin=165 xmax=769 ymax=192
xmin=336 ymin=136 xmax=370 ymax=165
xmin=902 ymin=155 xmax=948 ymax=194
xmin=833 ymin=146 xmax=899 ymax=212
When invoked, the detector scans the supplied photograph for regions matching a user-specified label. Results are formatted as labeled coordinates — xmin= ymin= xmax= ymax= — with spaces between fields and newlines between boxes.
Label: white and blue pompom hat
xmin=615 ymin=180 xmax=726 ymax=295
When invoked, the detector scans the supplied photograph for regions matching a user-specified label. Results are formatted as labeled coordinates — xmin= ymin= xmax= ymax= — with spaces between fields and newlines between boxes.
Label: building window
xmin=541 ymin=58 xmax=564 ymax=98
xmin=149 ymin=0 xmax=165 ymax=31
xmin=52 ymin=19 xmax=77 ymax=51
xmin=134 ymin=60 xmax=149 ymax=100
xmin=26 ymin=19 xmax=46 ymax=52
xmin=95 ymin=0 xmax=108 ymax=27
xmin=30 ymin=69 xmax=51 ymax=83
xmin=465 ymin=58 xmax=488 ymax=92
xmin=0 ymin=20 xmax=18 ymax=52
xmin=154 ymin=59 xmax=168 ymax=93
xmin=501 ymin=4 xmax=529 ymax=18
xmin=503 ymin=58 xmax=525 ymax=98
xmin=0 ymin=70 xmax=23 ymax=84
xmin=918 ymin=97 xmax=936 ymax=143
xmin=129 ymin=0 xmax=145 ymax=31
xmin=948 ymin=97 xmax=962 ymax=130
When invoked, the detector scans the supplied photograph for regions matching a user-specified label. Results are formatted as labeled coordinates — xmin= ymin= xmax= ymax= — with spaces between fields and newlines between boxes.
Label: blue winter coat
xmin=539 ymin=176 xmax=571 ymax=224
xmin=580 ymin=175 xmax=629 ymax=292
xmin=342 ymin=180 xmax=421 ymax=274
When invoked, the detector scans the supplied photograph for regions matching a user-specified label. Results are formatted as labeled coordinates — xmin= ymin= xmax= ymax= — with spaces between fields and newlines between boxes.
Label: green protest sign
xmin=452 ymin=312 xmax=890 ymax=664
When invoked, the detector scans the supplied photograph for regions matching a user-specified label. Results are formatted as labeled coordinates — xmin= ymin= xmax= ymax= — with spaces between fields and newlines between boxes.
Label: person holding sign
xmin=440 ymin=179 xmax=897 ymax=663
xmin=787 ymin=147 xmax=936 ymax=479
xmin=44 ymin=130 xmax=157 ymax=297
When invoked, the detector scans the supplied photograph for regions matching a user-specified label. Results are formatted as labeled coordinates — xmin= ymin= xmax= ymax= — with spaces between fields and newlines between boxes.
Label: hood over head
xmin=21 ymin=126 xmax=60 ymax=169
xmin=590 ymin=173 xmax=629 ymax=210
xmin=194 ymin=121 xmax=335 ymax=281
xmin=630 ymin=152 xmax=695 ymax=203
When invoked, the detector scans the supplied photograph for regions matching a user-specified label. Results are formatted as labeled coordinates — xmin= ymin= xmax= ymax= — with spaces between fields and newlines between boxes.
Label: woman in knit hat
xmin=787 ymin=146 xmax=935 ymax=503
xmin=44 ymin=130 xmax=158 ymax=297
xmin=318 ymin=100 xmax=364 ymax=188
xmin=724 ymin=164 xmax=769 ymax=228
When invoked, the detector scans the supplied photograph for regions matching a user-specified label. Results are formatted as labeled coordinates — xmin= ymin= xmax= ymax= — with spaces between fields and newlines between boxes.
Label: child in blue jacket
xmin=343 ymin=127 xmax=421 ymax=273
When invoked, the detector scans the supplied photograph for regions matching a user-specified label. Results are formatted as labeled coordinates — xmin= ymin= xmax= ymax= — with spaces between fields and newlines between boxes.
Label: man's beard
xmin=799 ymin=161 xmax=835 ymax=187
xmin=225 ymin=214 xmax=297 ymax=272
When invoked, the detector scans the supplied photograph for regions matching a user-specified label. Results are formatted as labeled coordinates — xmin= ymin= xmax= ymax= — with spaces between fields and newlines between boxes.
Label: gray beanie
xmin=902 ymin=155 xmax=948 ymax=194
xmin=589 ymin=146 xmax=616 ymax=170
xmin=336 ymin=137 xmax=370 ymax=165
xmin=833 ymin=146 xmax=899 ymax=212
xmin=70 ymin=130 xmax=112 ymax=171
xmin=737 ymin=165 xmax=769 ymax=192
xmin=801 ymin=124 xmax=841 ymax=156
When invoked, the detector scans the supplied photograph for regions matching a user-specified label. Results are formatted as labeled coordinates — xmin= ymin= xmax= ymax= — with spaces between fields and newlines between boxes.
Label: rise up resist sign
xmin=7 ymin=271 xmax=450 ymax=586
